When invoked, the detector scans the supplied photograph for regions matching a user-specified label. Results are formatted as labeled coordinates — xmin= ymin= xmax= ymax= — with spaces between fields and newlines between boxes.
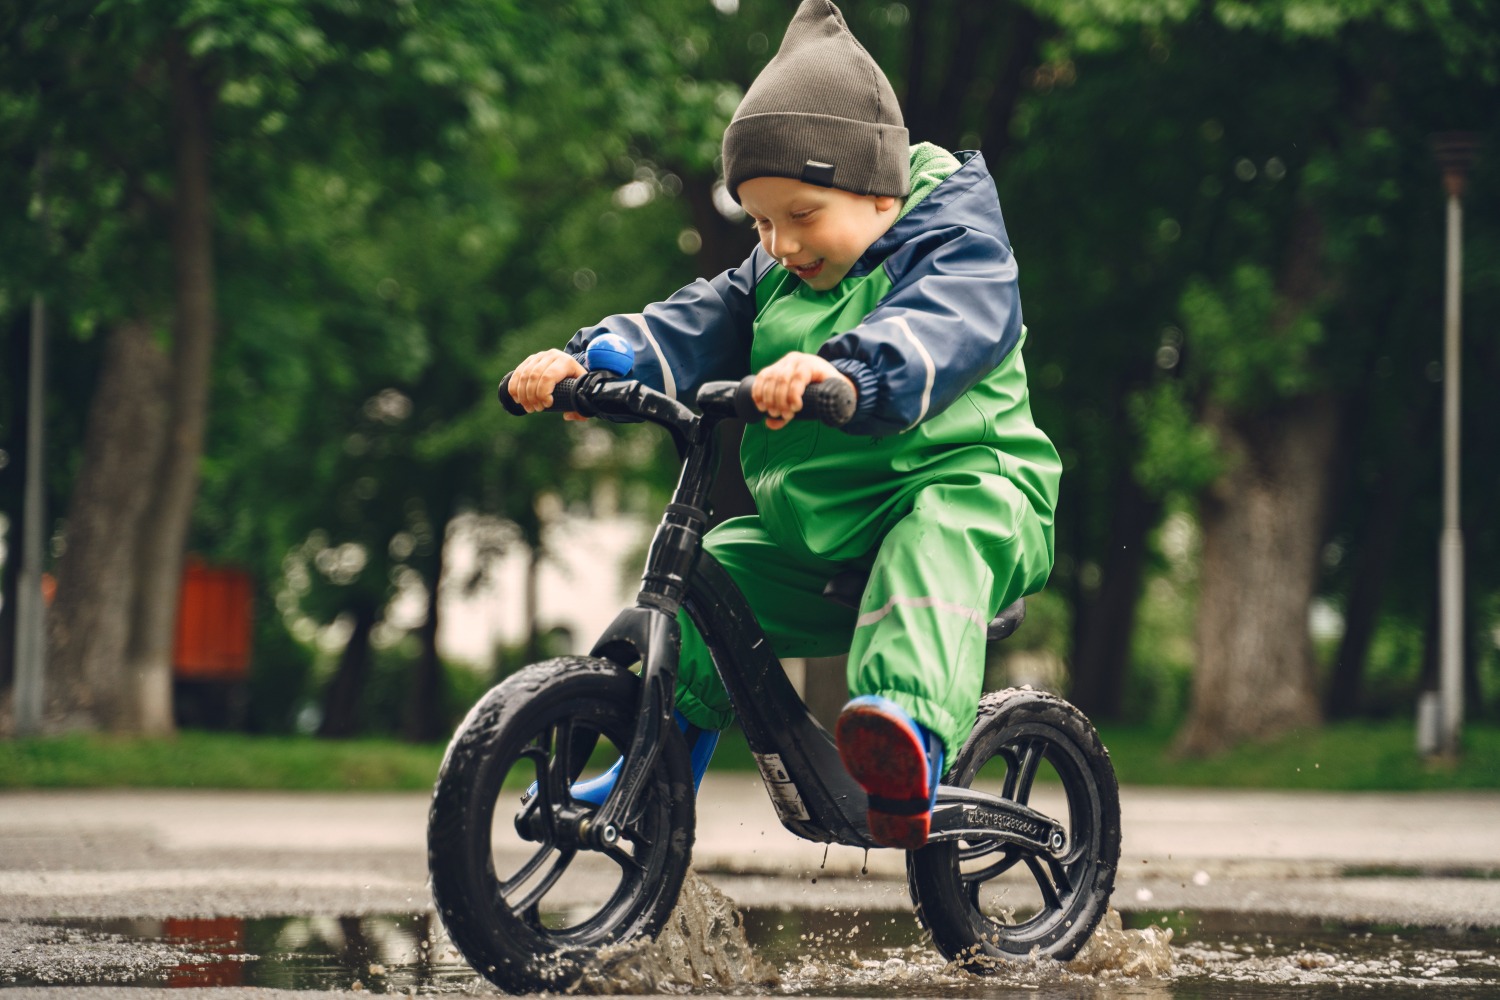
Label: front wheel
xmin=427 ymin=656 xmax=695 ymax=994
xmin=908 ymin=687 xmax=1120 ymax=968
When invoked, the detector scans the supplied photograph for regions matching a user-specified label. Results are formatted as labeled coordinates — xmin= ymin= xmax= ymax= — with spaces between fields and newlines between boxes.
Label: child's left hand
xmin=753 ymin=352 xmax=857 ymax=430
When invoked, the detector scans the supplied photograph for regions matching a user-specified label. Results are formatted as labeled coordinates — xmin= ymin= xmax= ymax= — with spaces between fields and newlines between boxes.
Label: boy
xmin=508 ymin=0 xmax=1060 ymax=850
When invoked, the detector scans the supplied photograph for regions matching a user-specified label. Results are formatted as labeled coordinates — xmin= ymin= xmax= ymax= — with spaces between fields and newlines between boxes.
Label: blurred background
xmin=0 ymin=0 xmax=1496 ymax=768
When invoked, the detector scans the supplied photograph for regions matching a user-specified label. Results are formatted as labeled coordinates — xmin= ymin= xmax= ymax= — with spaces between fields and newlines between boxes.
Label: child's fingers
xmin=513 ymin=350 xmax=584 ymax=412
xmin=754 ymin=354 xmax=822 ymax=426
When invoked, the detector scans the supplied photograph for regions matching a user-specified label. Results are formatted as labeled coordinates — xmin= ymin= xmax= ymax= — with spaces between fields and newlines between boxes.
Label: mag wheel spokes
xmin=510 ymin=847 xmax=579 ymax=916
xmin=492 ymin=720 xmax=655 ymax=935
xmin=1003 ymin=738 xmax=1046 ymax=804
xmin=428 ymin=658 xmax=695 ymax=994
xmin=909 ymin=689 xmax=1120 ymax=965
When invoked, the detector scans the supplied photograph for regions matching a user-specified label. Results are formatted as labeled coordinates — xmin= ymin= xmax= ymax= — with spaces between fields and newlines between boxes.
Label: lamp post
xmin=1429 ymin=132 xmax=1479 ymax=758
xmin=14 ymin=153 xmax=50 ymax=737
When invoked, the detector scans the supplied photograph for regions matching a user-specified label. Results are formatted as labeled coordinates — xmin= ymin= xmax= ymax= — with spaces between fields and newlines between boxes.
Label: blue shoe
xmin=526 ymin=710 xmax=718 ymax=806
xmin=835 ymin=695 xmax=944 ymax=850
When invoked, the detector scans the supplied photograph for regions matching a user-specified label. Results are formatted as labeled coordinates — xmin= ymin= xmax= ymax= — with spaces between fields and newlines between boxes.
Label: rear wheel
xmin=908 ymin=688 xmax=1119 ymax=968
xmin=428 ymin=656 xmax=694 ymax=993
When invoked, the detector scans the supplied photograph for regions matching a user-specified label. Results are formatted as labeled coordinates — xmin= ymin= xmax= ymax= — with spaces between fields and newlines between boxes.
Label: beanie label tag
xmin=801 ymin=160 xmax=836 ymax=187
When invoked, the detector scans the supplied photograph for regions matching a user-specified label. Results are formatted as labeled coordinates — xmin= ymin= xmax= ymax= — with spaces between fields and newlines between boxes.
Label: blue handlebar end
xmin=586 ymin=333 xmax=635 ymax=376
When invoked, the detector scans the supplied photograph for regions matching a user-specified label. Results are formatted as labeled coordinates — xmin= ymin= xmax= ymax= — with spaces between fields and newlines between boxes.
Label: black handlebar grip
xmin=496 ymin=373 xmax=526 ymax=415
xmin=550 ymin=377 xmax=583 ymax=414
xmin=496 ymin=373 xmax=583 ymax=416
xmin=731 ymin=376 xmax=761 ymax=422
xmin=731 ymin=374 xmax=856 ymax=427
xmin=801 ymin=377 xmax=857 ymax=426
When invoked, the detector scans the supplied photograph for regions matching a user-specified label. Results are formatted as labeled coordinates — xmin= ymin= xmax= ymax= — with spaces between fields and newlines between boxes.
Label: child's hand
xmin=753 ymin=352 xmax=857 ymax=430
xmin=510 ymin=349 xmax=589 ymax=420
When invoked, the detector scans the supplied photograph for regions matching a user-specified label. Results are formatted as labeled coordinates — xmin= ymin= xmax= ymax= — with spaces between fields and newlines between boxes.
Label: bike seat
xmin=821 ymin=569 xmax=1026 ymax=642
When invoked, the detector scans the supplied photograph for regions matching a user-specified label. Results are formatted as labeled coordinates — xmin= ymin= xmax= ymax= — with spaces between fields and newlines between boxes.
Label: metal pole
xmin=14 ymin=291 xmax=47 ymax=736
xmin=1430 ymin=132 xmax=1479 ymax=758
xmin=1438 ymin=186 xmax=1463 ymax=757
xmin=14 ymin=150 xmax=50 ymax=737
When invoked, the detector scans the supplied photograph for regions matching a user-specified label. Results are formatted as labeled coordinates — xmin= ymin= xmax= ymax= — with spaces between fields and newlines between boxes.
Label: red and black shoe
xmin=835 ymin=695 xmax=944 ymax=851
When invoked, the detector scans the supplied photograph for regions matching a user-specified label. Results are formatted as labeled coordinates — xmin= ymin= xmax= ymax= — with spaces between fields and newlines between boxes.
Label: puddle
xmin=2 ymin=877 xmax=1497 ymax=996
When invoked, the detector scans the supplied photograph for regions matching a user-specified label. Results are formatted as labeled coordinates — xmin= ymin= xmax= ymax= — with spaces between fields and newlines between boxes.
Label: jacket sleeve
xmin=817 ymin=225 xmax=1023 ymax=436
xmin=564 ymin=246 xmax=770 ymax=401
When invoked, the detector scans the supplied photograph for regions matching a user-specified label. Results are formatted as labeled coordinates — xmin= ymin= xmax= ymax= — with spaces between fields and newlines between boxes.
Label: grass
xmin=1095 ymin=718 xmax=1500 ymax=791
xmin=0 ymin=730 xmax=446 ymax=791
xmin=1 ymin=719 xmax=1496 ymax=792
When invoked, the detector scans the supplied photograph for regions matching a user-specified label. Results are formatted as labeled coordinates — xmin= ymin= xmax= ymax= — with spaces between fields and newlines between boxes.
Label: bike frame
xmin=563 ymin=376 xmax=1065 ymax=858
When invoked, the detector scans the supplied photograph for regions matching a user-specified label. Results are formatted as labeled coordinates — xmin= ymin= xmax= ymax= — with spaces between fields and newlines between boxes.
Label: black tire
xmin=908 ymin=687 xmax=1120 ymax=968
xmin=427 ymin=656 xmax=695 ymax=994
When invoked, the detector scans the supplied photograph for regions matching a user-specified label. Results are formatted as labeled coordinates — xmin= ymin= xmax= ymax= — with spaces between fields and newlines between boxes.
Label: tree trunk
xmin=404 ymin=510 xmax=451 ymax=743
xmin=803 ymin=654 xmax=848 ymax=731
xmin=522 ymin=540 xmax=543 ymax=665
xmin=1174 ymin=394 xmax=1339 ymax=755
xmin=0 ymin=313 xmax=28 ymax=696
xmin=678 ymin=166 xmax=752 ymax=279
xmin=119 ymin=34 xmax=219 ymax=736
xmin=901 ymin=0 xmax=1044 ymax=157
xmin=1069 ymin=467 xmax=1160 ymax=720
xmin=46 ymin=322 xmax=170 ymax=731
xmin=0 ymin=523 xmax=16 ymax=696
xmin=318 ymin=600 xmax=379 ymax=738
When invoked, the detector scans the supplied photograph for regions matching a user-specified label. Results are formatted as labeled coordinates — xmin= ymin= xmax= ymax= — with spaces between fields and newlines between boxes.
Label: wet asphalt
xmin=2 ymin=776 xmax=1497 ymax=928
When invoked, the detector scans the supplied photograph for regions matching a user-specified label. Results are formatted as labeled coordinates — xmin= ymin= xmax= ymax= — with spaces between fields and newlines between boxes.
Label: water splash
xmin=572 ymin=871 xmax=778 ymax=994
xmin=1067 ymin=908 xmax=1175 ymax=977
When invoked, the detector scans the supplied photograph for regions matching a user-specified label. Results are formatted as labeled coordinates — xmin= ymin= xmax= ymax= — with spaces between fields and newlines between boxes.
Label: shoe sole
xmin=835 ymin=705 xmax=932 ymax=851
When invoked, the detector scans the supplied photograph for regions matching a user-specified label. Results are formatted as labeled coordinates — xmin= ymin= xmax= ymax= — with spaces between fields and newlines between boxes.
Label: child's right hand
xmin=509 ymin=349 xmax=588 ymax=419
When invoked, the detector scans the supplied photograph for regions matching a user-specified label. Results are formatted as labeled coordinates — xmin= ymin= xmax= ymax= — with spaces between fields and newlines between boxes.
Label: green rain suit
xmin=565 ymin=145 xmax=1061 ymax=757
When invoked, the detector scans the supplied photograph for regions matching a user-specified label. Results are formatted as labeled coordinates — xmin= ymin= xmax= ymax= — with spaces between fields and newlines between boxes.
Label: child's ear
xmin=874 ymin=195 xmax=898 ymax=213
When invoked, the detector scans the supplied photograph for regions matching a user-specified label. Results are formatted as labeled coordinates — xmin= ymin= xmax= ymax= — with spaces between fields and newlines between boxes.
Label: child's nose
xmin=768 ymin=228 xmax=799 ymax=259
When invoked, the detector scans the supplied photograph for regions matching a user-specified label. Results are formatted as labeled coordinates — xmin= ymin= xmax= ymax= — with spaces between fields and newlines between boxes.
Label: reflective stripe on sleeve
xmin=623 ymin=313 xmax=676 ymax=399
xmin=893 ymin=314 xmax=935 ymax=428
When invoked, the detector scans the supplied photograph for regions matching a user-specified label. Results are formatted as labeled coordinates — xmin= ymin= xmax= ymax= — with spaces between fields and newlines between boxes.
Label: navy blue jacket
xmin=566 ymin=150 xmax=1024 ymax=438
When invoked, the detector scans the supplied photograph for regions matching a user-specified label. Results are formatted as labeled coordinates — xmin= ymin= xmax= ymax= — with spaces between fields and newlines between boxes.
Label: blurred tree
xmin=8 ymin=0 xmax=1494 ymax=748
xmin=194 ymin=1 xmax=706 ymax=738
xmin=1 ymin=4 xmax=229 ymax=734
xmin=0 ymin=0 xmax=537 ymax=734
xmin=1013 ymin=0 xmax=1500 ymax=751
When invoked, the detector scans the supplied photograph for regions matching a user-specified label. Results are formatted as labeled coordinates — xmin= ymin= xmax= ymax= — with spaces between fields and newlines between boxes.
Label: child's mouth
xmin=788 ymin=259 xmax=824 ymax=280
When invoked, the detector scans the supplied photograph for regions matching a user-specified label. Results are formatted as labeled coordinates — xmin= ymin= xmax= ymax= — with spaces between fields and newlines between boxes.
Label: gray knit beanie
xmin=722 ymin=0 xmax=909 ymax=203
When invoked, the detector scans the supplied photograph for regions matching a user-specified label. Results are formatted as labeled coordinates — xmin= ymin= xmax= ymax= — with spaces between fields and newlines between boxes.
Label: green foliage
xmin=185 ymin=0 xmax=709 ymax=678
xmin=5 ymin=0 xmax=1498 ymax=741
xmin=245 ymin=596 xmax=318 ymax=733
xmin=1127 ymin=381 xmax=1224 ymax=497
xmin=1178 ymin=266 xmax=1324 ymax=409
xmin=319 ymin=640 xmax=492 ymax=738
xmin=1124 ymin=511 xmax=1200 ymax=724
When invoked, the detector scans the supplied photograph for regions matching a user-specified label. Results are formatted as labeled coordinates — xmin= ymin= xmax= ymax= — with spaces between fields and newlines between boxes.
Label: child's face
xmin=740 ymin=176 xmax=899 ymax=291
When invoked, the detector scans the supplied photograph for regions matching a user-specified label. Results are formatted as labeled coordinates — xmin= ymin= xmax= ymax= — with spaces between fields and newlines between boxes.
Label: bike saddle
xmin=821 ymin=568 xmax=1026 ymax=642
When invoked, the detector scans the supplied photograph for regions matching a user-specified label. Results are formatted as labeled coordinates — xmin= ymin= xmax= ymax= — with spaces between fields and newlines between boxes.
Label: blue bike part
xmin=585 ymin=333 xmax=636 ymax=375
xmin=529 ymin=709 xmax=717 ymax=806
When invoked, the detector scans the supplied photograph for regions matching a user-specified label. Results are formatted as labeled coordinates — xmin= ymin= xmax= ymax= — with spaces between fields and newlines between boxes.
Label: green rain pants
xmin=671 ymin=471 xmax=1052 ymax=759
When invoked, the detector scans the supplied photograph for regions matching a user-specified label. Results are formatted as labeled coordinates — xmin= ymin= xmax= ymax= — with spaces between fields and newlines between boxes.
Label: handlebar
xmin=495 ymin=369 xmax=603 ymax=417
xmin=496 ymin=371 xmax=856 ymax=429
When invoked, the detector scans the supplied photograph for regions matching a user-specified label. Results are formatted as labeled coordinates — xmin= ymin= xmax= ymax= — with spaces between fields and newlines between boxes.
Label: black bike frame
xmin=559 ymin=376 xmax=1064 ymax=858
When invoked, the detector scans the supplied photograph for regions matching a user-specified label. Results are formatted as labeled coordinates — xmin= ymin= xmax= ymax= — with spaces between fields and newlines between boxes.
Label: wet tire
xmin=428 ymin=656 xmax=694 ymax=994
xmin=908 ymin=687 xmax=1120 ymax=968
